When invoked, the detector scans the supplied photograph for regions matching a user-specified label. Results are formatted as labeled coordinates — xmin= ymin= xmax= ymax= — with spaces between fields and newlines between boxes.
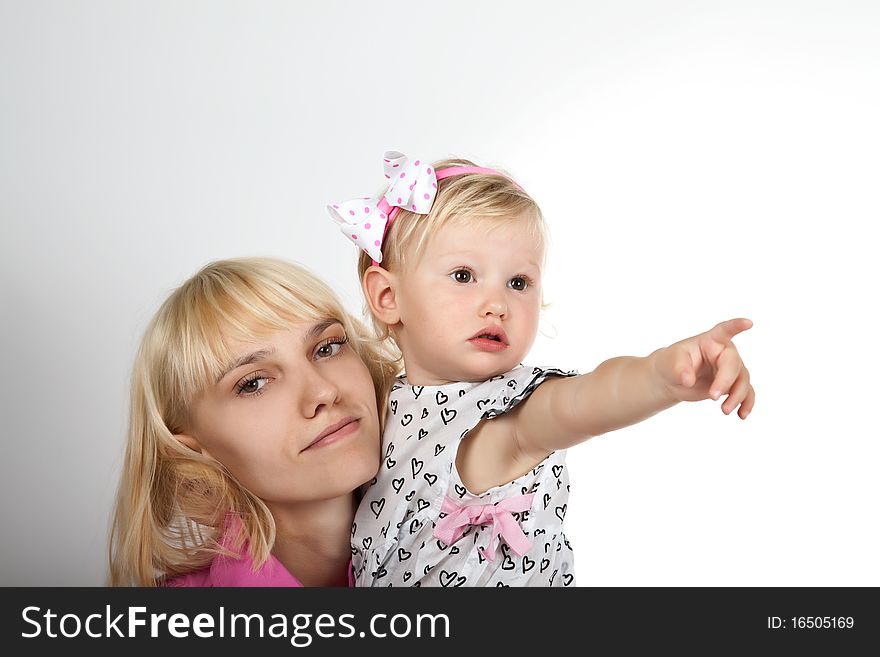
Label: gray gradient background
xmin=1 ymin=1 xmax=878 ymax=585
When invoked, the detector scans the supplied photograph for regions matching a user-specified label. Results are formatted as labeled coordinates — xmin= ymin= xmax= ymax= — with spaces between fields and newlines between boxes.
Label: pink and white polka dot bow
xmin=326 ymin=151 xmax=439 ymax=264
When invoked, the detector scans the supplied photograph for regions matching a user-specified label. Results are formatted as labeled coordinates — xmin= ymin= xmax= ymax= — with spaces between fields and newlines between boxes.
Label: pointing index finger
xmin=709 ymin=318 xmax=753 ymax=344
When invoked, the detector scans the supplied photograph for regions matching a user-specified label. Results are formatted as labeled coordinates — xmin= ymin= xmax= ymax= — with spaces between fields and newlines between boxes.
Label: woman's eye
xmin=237 ymin=377 xmax=269 ymax=396
xmin=315 ymin=337 xmax=347 ymax=360
xmin=451 ymin=269 xmax=472 ymax=283
xmin=508 ymin=277 xmax=529 ymax=291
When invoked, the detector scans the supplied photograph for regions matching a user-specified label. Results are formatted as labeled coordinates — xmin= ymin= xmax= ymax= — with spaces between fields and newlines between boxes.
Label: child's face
xmin=392 ymin=217 xmax=543 ymax=385
xmin=183 ymin=320 xmax=380 ymax=506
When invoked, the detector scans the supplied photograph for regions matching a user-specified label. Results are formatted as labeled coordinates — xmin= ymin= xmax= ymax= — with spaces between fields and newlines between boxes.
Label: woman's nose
xmin=301 ymin=367 xmax=341 ymax=418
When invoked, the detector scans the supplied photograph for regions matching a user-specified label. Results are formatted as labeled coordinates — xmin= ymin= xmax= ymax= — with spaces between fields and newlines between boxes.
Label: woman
xmin=109 ymin=257 xmax=397 ymax=586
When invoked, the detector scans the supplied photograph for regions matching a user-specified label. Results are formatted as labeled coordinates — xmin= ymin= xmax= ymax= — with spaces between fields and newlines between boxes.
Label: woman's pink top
xmin=164 ymin=516 xmax=354 ymax=587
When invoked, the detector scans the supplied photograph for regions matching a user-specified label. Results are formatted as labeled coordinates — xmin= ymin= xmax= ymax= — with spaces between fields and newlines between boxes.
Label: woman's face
xmin=182 ymin=319 xmax=380 ymax=505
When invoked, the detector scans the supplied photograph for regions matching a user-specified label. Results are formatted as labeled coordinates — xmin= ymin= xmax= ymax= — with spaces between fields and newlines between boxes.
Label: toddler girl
xmin=327 ymin=152 xmax=754 ymax=586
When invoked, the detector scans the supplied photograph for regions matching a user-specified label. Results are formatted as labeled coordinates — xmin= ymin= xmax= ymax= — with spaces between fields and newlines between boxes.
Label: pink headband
xmin=327 ymin=151 xmax=522 ymax=266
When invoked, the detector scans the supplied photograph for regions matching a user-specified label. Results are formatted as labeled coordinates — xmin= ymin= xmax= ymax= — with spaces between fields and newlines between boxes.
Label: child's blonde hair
xmin=357 ymin=158 xmax=548 ymax=349
xmin=109 ymin=257 xmax=397 ymax=586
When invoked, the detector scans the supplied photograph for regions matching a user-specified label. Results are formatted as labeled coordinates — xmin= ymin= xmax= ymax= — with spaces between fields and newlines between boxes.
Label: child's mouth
xmin=468 ymin=332 xmax=509 ymax=352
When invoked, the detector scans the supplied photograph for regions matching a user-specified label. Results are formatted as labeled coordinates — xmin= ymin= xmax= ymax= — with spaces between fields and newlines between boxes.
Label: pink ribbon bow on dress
xmin=326 ymin=150 xmax=439 ymax=263
xmin=432 ymin=493 xmax=535 ymax=562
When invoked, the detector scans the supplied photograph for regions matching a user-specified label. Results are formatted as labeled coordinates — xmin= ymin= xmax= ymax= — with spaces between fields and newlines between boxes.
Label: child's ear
xmin=362 ymin=265 xmax=401 ymax=325
xmin=173 ymin=433 xmax=212 ymax=459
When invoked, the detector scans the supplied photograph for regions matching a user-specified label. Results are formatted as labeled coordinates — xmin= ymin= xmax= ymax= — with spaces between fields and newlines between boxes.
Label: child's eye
xmin=508 ymin=276 xmax=530 ymax=291
xmin=315 ymin=337 xmax=348 ymax=360
xmin=451 ymin=269 xmax=473 ymax=284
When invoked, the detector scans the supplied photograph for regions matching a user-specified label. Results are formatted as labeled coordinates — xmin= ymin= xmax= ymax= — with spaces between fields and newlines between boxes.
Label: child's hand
xmin=652 ymin=318 xmax=755 ymax=419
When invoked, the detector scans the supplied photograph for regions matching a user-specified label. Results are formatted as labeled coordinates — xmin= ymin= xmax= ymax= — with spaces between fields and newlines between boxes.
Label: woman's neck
xmin=267 ymin=493 xmax=357 ymax=587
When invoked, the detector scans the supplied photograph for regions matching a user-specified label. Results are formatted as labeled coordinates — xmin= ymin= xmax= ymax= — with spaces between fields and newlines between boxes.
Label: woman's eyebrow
xmin=215 ymin=320 xmax=341 ymax=383
xmin=216 ymin=348 xmax=275 ymax=383
xmin=303 ymin=318 xmax=342 ymax=344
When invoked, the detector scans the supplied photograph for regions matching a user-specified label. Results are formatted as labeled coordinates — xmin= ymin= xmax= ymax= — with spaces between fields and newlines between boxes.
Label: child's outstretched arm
xmin=511 ymin=318 xmax=755 ymax=457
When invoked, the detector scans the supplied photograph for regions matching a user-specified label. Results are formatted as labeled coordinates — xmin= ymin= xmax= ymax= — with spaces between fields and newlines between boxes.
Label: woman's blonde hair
xmin=109 ymin=257 xmax=397 ymax=586
xmin=357 ymin=158 xmax=548 ymax=349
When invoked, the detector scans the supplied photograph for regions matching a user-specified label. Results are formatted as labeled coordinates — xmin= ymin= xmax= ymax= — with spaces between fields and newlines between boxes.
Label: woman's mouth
xmin=303 ymin=417 xmax=359 ymax=451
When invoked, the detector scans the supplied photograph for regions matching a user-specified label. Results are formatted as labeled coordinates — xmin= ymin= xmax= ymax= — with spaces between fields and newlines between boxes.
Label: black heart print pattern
xmin=440 ymin=408 xmax=457 ymax=425
xmin=350 ymin=366 xmax=578 ymax=587
xmin=439 ymin=570 xmax=466 ymax=587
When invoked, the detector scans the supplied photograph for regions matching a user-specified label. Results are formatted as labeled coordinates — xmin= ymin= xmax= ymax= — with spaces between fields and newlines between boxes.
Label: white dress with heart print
xmin=351 ymin=365 xmax=578 ymax=587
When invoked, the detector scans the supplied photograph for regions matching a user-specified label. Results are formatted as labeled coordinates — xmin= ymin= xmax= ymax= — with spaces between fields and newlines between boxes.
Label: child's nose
xmin=481 ymin=298 xmax=507 ymax=318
